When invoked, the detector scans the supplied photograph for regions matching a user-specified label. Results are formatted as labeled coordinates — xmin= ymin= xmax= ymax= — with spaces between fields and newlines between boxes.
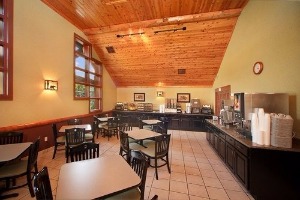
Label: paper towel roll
xmin=264 ymin=113 xmax=271 ymax=145
xmin=251 ymin=113 xmax=258 ymax=143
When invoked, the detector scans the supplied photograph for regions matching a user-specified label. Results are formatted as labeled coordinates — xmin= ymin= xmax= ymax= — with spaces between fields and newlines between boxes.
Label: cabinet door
xmin=170 ymin=118 xmax=180 ymax=130
xmin=193 ymin=117 xmax=204 ymax=131
xmin=218 ymin=138 xmax=226 ymax=161
xmin=206 ymin=131 xmax=210 ymax=142
xmin=180 ymin=117 xmax=191 ymax=130
xmin=235 ymin=151 xmax=248 ymax=188
xmin=226 ymin=143 xmax=235 ymax=173
xmin=214 ymin=134 xmax=218 ymax=150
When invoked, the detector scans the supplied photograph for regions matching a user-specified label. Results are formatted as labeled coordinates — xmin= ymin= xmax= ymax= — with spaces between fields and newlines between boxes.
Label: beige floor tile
xmin=203 ymin=177 xmax=223 ymax=188
xmin=171 ymin=158 xmax=184 ymax=166
xmin=226 ymin=190 xmax=251 ymax=200
xmin=169 ymin=191 xmax=189 ymax=200
xmin=170 ymin=172 xmax=187 ymax=182
xmin=186 ymin=174 xmax=204 ymax=185
xmin=189 ymin=195 xmax=209 ymax=200
xmin=220 ymin=179 xmax=243 ymax=191
xmin=187 ymin=183 xmax=209 ymax=198
xmin=185 ymin=166 xmax=201 ymax=175
xmin=171 ymin=164 xmax=185 ymax=173
xmin=152 ymin=179 xmax=170 ymax=190
xmin=211 ymin=163 xmax=228 ymax=172
xmin=170 ymin=180 xmax=188 ymax=194
xmin=197 ymin=162 xmax=213 ymax=170
xmin=215 ymin=170 xmax=235 ymax=181
xmin=195 ymin=157 xmax=210 ymax=164
xmin=149 ymin=188 xmax=169 ymax=200
xmin=184 ymin=161 xmax=199 ymax=168
xmin=183 ymin=155 xmax=196 ymax=162
xmin=200 ymin=169 xmax=218 ymax=179
xmin=206 ymin=186 xmax=229 ymax=200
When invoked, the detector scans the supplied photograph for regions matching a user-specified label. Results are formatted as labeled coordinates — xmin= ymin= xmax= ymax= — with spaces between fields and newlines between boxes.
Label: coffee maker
xmin=191 ymin=99 xmax=201 ymax=114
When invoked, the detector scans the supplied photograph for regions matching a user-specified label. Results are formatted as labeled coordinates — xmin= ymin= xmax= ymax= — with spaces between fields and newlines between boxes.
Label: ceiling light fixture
xmin=116 ymin=32 xmax=145 ymax=38
xmin=154 ymin=27 xmax=186 ymax=34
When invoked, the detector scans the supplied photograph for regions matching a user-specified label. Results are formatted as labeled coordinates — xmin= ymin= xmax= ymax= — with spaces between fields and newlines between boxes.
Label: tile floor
xmin=2 ymin=129 xmax=254 ymax=200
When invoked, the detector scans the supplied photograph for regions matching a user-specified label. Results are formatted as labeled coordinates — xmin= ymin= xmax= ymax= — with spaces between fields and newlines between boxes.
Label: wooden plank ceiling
xmin=41 ymin=0 xmax=249 ymax=87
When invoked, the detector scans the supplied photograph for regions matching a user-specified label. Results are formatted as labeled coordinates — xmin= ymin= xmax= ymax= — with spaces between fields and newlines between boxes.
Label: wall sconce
xmin=157 ymin=91 xmax=164 ymax=97
xmin=116 ymin=32 xmax=145 ymax=38
xmin=44 ymin=80 xmax=58 ymax=90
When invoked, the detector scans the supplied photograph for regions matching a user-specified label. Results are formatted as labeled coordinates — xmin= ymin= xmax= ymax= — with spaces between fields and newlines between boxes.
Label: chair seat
xmin=85 ymin=133 xmax=93 ymax=140
xmin=0 ymin=160 xmax=27 ymax=178
xmin=56 ymin=135 xmax=65 ymax=143
xmin=129 ymin=142 xmax=146 ymax=151
xmin=140 ymin=142 xmax=156 ymax=157
xmin=141 ymin=139 xmax=155 ymax=146
xmin=104 ymin=185 xmax=141 ymax=200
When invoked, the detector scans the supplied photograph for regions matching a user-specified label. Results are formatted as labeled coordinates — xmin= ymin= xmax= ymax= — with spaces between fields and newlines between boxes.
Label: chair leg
xmin=52 ymin=144 xmax=57 ymax=159
xmin=27 ymin=172 xmax=35 ymax=197
xmin=155 ymin=158 xmax=158 ymax=180
xmin=166 ymin=154 xmax=171 ymax=173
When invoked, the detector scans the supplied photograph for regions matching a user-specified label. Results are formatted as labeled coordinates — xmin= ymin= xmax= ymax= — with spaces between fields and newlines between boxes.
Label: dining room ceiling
xmin=41 ymin=0 xmax=249 ymax=87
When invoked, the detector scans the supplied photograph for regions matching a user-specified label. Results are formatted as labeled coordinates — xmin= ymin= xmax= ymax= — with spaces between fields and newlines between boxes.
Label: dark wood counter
xmin=205 ymin=119 xmax=300 ymax=200
xmin=113 ymin=110 xmax=212 ymax=131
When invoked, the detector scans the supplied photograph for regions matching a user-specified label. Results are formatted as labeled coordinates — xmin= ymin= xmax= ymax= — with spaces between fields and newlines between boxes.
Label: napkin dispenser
xmin=115 ymin=102 xmax=124 ymax=110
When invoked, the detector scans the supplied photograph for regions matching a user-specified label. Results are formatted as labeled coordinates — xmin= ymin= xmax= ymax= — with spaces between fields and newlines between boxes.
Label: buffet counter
xmin=205 ymin=119 xmax=300 ymax=200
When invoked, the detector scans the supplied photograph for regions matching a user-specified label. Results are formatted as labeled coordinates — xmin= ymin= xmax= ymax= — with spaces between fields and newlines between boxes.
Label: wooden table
xmin=56 ymin=155 xmax=140 ymax=199
xmin=59 ymin=124 xmax=92 ymax=133
xmin=0 ymin=142 xmax=31 ymax=163
xmin=126 ymin=129 xmax=161 ymax=140
xmin=98 ymin=117 xmax=114 ymax=122
xmin=142 ymin=119 xmax=161 ymax=125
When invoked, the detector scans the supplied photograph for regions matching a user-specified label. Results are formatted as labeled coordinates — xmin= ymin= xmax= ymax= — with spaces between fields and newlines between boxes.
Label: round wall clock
xmin=253 ymin=62 xmax=263 ymax=75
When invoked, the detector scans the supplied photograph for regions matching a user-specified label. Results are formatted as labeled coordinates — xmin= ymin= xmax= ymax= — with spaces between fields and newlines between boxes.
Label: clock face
xmin=253 ymin=62 xmax=263 ymax=74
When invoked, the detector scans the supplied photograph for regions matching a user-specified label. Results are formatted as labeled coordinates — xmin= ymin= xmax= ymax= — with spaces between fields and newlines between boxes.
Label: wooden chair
xmin=103 ymin=118 xmax=119 ymax=140
xmin=0 ymin=131 xmax=23 ymax=145
xmin=85 ymin=121 xmax=96 ymax=143
xmin=69 ymin=142 xmax=99 ymax=162
xmin=0 ymin=138 xmax=40 ymax=197
xmin=65 ymin=128 xmax=85 ymax=162
xmin=141 ymin=134 xmax=171 ymax=180
xmin=119 ymin=131 xmax=144 ymax=163
xmin=52 ymin=123 xmax=65 ymax=159
xmin=33 ymin=167 xmax=53 ymax=200
xmin=67 ymin=118 xmax=82 ymax=125
xmin=104 ymin=150 xmax=149 ymax=200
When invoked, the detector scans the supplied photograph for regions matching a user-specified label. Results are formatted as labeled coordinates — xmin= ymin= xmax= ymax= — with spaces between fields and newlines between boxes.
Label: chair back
xmin=69 ymin=142 xmax=99 ymax=162
xmin=119 ymin=131 xmax=130 ymax=152
xmin=67 ymin=118 xmax=82 ymax=125
xmin=0 ymin=131 xmax=23 ymax=145
xmin=33 ymin=167 xmax=53 ymax=200
xmin=27 ymin=138 xmax=40 ymax=172
xmin=65 ymin=128 xmax=85 ymax=147
xmin=155 ymin=134 xmax=171 ymax=158
xmin=130 ymin=150 xmax=149 ymax=200
xmin=107 ymin=118 xmax=118 ymax=129
xmin=119 ymin=122 xmax=133 ymax=132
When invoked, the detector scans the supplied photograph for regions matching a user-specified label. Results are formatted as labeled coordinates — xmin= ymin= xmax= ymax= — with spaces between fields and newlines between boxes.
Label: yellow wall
xmin=0 ymin=0 xmax=116 ymax=127
xmin=214 ymin=0 xmax=300 ymax=138
xmin=117 ymin=87 xmax=214 ymax=112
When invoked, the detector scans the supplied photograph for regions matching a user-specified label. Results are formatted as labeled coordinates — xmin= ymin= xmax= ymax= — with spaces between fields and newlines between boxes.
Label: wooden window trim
xmin=0 ymin=0 xmax=13 ymax=100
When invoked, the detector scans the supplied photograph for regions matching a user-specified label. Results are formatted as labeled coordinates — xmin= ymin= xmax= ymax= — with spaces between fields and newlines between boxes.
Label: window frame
xmin=0 ymin=0 xmax=13 ymax=100
xmin=74 ymin=34 xmax=103 ymax=113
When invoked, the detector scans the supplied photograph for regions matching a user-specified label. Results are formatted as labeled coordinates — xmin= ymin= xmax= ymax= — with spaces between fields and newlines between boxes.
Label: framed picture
xmin=177 ymin=93 xmax=190 ymax=103
xmin=134 ymin=93 xmax=145 ymax=102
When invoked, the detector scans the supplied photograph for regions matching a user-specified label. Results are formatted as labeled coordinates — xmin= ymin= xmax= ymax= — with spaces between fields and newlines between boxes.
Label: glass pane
xmin=89 ymin=86 xmax=101 ymax=98
xmin=0 ymin=45 xmax=3 ymax=68
xmin=0 ymin=71 xmax=3 ymax=94
xmin=89 ymin=74 xmax=101 ymax=85
xmin=75 ymin=69 xmax=86 ymax=83
xmin=0 ymin=0 xmax=3 ymax=15
xmin=90 ymin=99 xmax=100 ymax=111
xmin=0 ymin=19 xmax=3 ymax=42
xmin=75 ymin=40 xmax=84 ymax=54
xmin=75 ymin=83 xmax=86 ymax=97
xmin=89 ymin=60 xmax=101 ymax=74
xmin=75 ymin=55 xmax=86 ymax=70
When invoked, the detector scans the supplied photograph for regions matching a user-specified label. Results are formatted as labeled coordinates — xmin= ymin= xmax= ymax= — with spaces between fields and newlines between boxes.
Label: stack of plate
xmin=270 ymin=113 xmax=294 ymax=148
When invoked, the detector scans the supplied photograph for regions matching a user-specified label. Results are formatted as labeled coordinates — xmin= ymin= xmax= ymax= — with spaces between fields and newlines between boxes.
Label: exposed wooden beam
xmin=83 ymin=8 xmax=242 ymax=35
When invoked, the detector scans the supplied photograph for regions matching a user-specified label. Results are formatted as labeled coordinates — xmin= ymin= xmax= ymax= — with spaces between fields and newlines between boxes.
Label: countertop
xmin=206 ymin=119 xmax=300 ymax=153
xmin=113 ymin=109 xmax=213 ymax=117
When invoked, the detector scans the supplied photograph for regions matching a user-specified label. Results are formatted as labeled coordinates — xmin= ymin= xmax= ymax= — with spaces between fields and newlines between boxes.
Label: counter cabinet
xmin=205 ymin=120 xmax=300 ymax=200
xmin=113 ymin=110 xmax=212 ymax=131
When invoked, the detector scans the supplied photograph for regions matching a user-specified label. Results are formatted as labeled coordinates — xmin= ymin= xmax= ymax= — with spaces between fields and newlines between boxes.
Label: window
xmin=0 ymin=0 xmax=13 ymax=100
xmin=74 ymin=34 xmax=102 ymax=112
